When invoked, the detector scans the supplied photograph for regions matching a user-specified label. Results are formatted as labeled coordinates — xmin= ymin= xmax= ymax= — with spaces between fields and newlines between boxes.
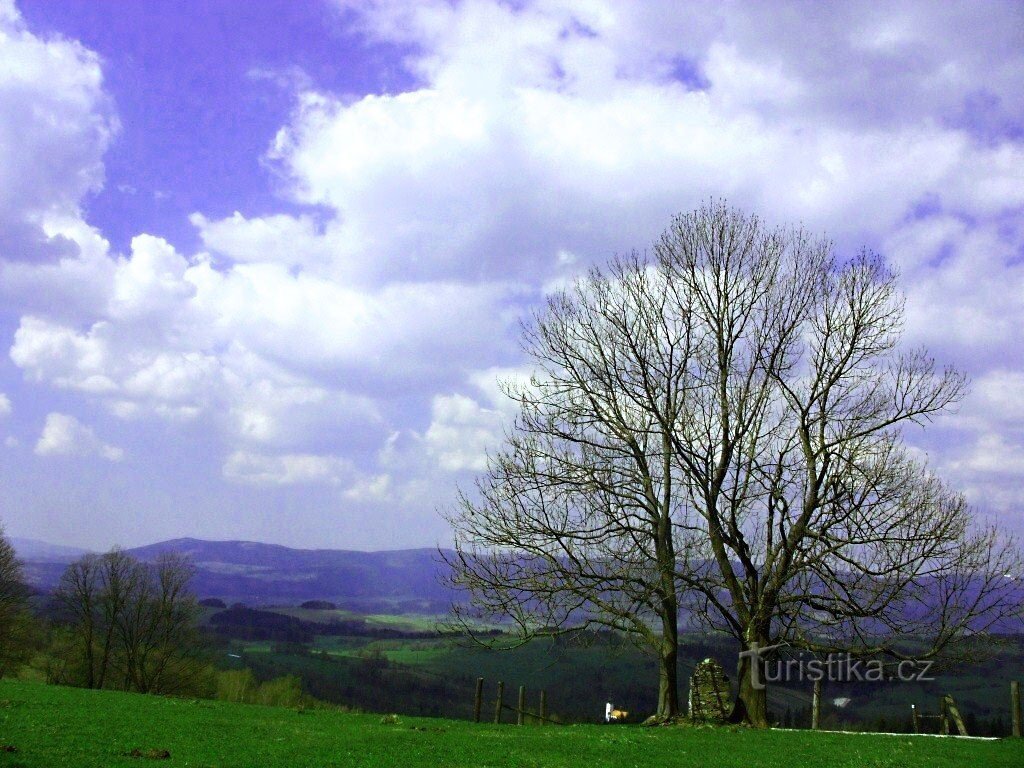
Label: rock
xmin=687 ymin=657 xmax=731 ymax=722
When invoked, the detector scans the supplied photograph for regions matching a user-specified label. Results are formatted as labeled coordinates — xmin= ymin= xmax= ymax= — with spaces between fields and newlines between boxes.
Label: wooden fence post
xmin=494 ymin=681 xmax=504 ymax=724
xmin=518 ymin=686 xmax=526 ymax=726
xmin=539 ymin=689 xmax=547 ymax=726
xmin=911 ymin=704 xmax=920 ymax=734
xmin=944 ymin=695 xmax=968 ymax=736
xmin=811 ymin=679 xmax=821 ymax=731
xmin=939 ymin=695 xmax=949 ymax=736
xmin=473 ymin=677 xmax=484 ymax=723
xmin=1012 ymin=681 xmax=1022 ymax=738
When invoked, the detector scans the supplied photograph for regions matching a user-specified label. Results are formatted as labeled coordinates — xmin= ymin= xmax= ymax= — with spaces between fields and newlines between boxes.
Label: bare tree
xmin=53 ymin=554 xmax=102 ymax=687
xmin=0 ymin=525 xmax=24 ymax=635
xmin=445 ymin=202 xmax=1021 ymax=726
xmin=654 ymin=205 xmax=1020 ymax=726
xmin=0 ymin=524 xmax=33 ymax=677
xmin=54 ymin=549 xmax=201 ymax=694
xmin=444 ymin=252 xmax=699 ymax=719
xmin=118 ymin=553 xmax=199 ymax=694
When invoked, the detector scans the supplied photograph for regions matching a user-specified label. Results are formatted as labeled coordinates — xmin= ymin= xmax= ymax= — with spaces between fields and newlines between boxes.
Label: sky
xmin=0 ymin=0 xmax=1022 ymax=551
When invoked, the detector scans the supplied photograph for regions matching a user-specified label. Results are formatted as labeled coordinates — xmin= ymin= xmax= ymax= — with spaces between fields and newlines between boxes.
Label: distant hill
xmin=17 ymin=536 xmax=1022 ymax=630
xmin=17 ymin=537 xmax=457 ymax=613
xmin=10 ymin=537 xmax=91 ymax=563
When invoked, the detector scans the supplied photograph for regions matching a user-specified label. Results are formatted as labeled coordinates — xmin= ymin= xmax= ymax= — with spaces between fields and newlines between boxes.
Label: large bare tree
xmin=445 ymin=202 xmax=1021 ymax=725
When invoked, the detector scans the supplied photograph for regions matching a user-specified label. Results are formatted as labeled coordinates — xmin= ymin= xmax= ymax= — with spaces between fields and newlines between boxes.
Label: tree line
xmin=47 ymin=549 xmax=200 ymax=693
xmin=0 ymin=524 xmax=310 ymax=704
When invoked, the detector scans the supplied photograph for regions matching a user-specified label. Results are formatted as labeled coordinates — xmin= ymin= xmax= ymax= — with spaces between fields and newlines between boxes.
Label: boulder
xmin=687 ymin=657 xmax=731 ymax=722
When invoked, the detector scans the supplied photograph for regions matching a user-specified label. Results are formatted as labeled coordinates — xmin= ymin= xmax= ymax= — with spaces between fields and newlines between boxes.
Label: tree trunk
xmin=654 ymin=484 xmax=680 ymax=721
xmin=730 ymin=642 xmax=770 ymax=728
xmin=656 ymin=631 xmax=679 ymax=719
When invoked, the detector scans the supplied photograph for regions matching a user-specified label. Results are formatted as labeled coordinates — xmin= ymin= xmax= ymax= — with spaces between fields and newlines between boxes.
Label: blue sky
xmin=0 ymin=0 xmax=1022 ymax=550
xmin=18 ymin=0 xmax=415 ymax=253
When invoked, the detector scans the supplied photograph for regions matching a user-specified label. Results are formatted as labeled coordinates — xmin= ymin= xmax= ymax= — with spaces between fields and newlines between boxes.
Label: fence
xmin=809 ymin=681 xmax=1023 ymax=738
xmin=473 ymin=677 xmax=559 ymax=725
xmin=472 ymin=674 xmax=1023 ymax=736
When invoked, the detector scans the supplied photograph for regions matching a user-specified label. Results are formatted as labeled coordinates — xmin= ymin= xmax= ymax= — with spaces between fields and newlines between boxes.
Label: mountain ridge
xmin=17 ymin=536 xmax=458 ymax=612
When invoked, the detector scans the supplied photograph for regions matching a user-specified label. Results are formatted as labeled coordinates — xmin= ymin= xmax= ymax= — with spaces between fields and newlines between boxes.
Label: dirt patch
xmin=125 ymin=748 xmax=171 ymax=760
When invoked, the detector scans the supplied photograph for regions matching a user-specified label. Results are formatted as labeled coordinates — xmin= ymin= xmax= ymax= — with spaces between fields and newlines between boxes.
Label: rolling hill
xmin=17 ymin=537 xmax=458 ymax=612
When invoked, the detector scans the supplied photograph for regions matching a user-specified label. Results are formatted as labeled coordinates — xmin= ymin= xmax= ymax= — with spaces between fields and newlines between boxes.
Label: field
xmin=231 ymin=631 xmax=703 ymax=722
xmin=0 ymin=680 xmax=1021 ymax=768
xmin=218 ymin=616 xmax=1024 ymax=732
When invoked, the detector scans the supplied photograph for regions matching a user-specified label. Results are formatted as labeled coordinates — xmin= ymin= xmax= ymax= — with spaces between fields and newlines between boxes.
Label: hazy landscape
xmin=16 ymin=538 xmax=455 ymax=613
xmin=10 ymin=536 xmax=1022 ymax=736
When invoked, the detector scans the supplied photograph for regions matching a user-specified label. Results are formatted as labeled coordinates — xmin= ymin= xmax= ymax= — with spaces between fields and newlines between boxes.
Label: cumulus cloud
xmin=3 ymin=0 xmax=1024 ymax=543
xmin=424 ymin=393 xmax=504 ymax=472
xmin=190 ymin=211 xmax=342 ymax=274
xmin=343 ymin=472 xmax=391 ymax=502
xmin=221 ymin=450 xmax=392 ymax=506
xmin=275 ymin=0 xmax=1023 ymax=289
xmin=222 ymin=451 xmax=353 ymax=486
xmin=0 ymin=2 xmax=116 ymax=264
xmin=34 ymin=413 xmax=123 ymax=461
xmin=282 ymin=0 xmax=1024 ymax=530
xmin=0 ymin=393 xmax=10 ymax=417
xmin=8 ymin=233 xmax=522 ymax=451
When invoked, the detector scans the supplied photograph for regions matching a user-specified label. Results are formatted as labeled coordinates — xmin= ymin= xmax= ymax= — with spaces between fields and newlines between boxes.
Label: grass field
xmin=0 ymin=680 xmax=1021 ymax=768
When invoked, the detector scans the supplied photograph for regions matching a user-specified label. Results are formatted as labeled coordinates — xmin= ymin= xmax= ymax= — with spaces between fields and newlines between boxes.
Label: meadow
xmin=219 ymin=612 xmax=1024 ymax=733
xmin=0 ymin=680 xmax=1021 ymax=768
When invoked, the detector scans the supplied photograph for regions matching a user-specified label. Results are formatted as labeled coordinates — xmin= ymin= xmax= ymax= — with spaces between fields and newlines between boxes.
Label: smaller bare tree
xmin=0 ymin=524 xmax=33 ymax=677
xmin=54 ymin=549 xmax=201 ymax=694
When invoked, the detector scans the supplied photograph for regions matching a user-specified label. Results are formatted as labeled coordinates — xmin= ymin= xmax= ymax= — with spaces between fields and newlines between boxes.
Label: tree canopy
xmin=445 ymin=203 xmax=1021 ymax=725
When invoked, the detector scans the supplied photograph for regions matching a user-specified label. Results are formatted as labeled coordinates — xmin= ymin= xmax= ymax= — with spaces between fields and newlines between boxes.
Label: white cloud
xmin=0 ymin=3 xmax=116 ymax=264
xmin=4 ymin=0 xmax=1024 ymax=543
xmin=222 ymin=450 xmax=353 ymax=486
xmin=243 ymin=1 xmax=1024 ymax=355
xmin=0 ymin=393 xmax=10 ymax=417
xmin=190 ymin=211 xmax=344 ymax=275
xmin=343 ymin=473 xmax=391 ymax=502
xmin=421 ymin=368 xmax=529 ymax=473
xmin=8 ymin=231 xmax=525 ymax=451
xmin=883 ymin=219 xmax=1024 ymax=370
xmin=424 ymin=393 xmax=504 ymax=472
xmin=221 ymin=450 xmax=390 ymax=498
xmin=291 ymin=0 xmax=1024 ymax=531
xmin=34 ymin=413 xmax=123 ymax=461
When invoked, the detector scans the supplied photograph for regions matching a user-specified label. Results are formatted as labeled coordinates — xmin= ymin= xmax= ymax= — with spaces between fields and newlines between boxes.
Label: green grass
xmin=225 ymin=631 xmax=1024 ymax=732
xmin=0 ymin=680 xmax=1021 ymax=768
xmin=266 ymin=607 xmax=443 ymax=633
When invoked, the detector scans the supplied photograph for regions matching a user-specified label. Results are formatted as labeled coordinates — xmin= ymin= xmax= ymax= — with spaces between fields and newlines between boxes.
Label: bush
xmin=215 ymin=669 xmax=304 ymax=708
xmin=216 ymin=669 xmax=257 ymax=703
xmin=254 ymin=676 xmax=303 ymax=708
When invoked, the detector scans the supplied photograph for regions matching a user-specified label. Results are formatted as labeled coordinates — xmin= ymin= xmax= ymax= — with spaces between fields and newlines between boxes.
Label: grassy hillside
xmin=222 ymin=628 xmax=1024 ymax=732
xmin=0 ymin=681 xmax=1021 ymax=768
